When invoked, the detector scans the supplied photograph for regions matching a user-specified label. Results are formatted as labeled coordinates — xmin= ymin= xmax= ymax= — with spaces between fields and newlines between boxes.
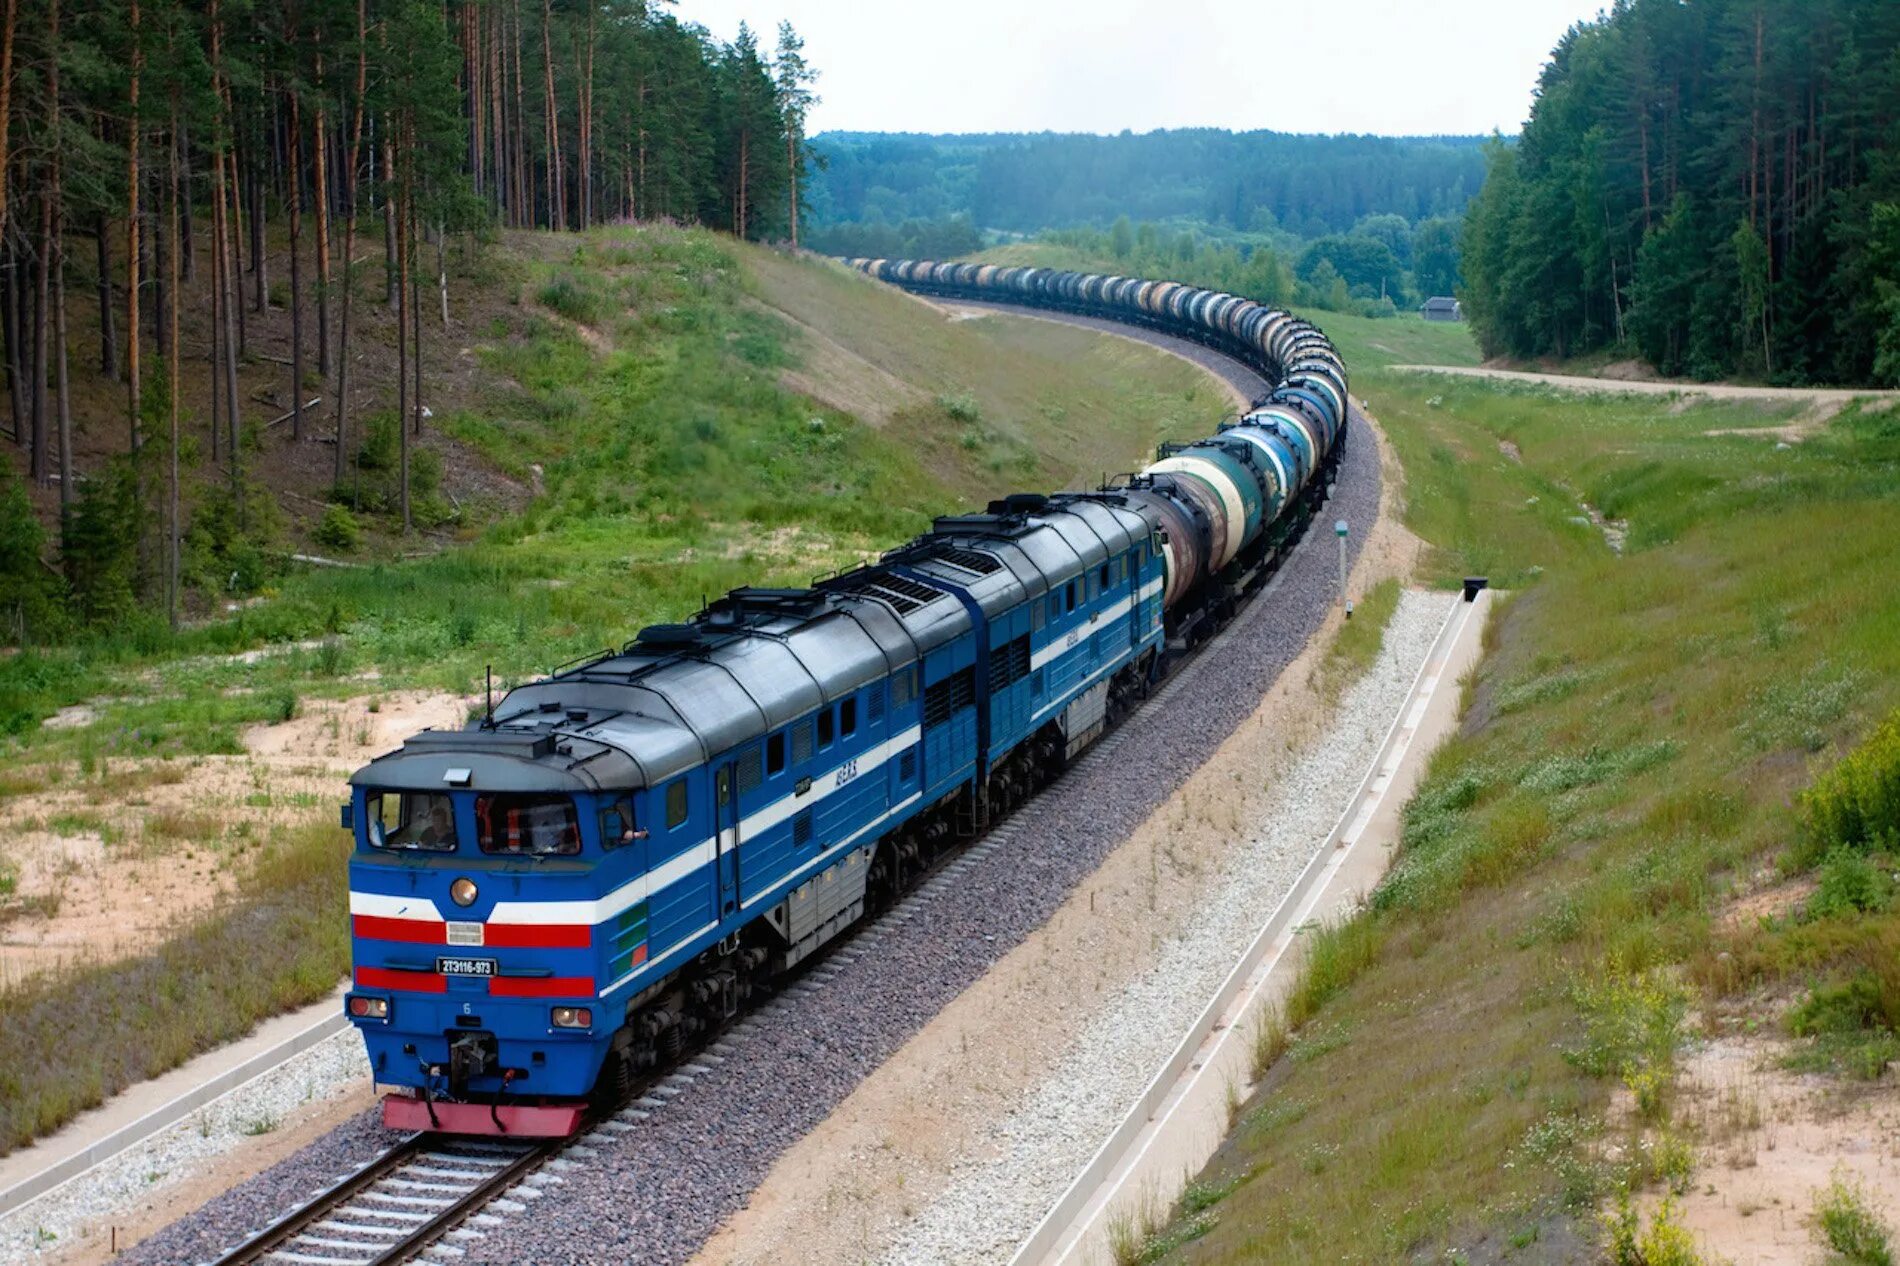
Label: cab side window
xmin=666 ymin=779 xmax=688 ymax=830
xmin=600 ymin=799 xmax=639 ymax=850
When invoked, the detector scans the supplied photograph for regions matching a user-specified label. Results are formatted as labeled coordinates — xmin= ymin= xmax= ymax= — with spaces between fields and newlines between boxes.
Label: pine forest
xmin=1460 ymin=0 xmax=1900 ymax=384
xmin=0 ymin=0 xmax=817 ymax=637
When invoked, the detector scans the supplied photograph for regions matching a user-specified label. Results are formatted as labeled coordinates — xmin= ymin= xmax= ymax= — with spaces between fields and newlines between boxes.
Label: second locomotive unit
xmin=340 ymin=260 xmax=1348 ymax=1136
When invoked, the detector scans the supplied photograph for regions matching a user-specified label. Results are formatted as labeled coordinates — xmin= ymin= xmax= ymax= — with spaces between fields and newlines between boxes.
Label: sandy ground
xmin=1653 ymin=1034 xmax=1900 ymax=1264
xmin=691 ymin=412 xmax=1419 ymax=1266
xmin=0 ymin=689 xmax=468 ymax=986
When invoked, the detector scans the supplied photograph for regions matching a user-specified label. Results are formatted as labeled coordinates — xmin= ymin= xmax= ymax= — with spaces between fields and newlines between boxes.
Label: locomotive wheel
xmin=593 ymin=1049 xmax=635 ymax=1113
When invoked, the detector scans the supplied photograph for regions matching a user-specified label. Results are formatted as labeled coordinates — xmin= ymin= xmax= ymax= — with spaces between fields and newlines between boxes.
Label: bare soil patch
xmin=0 ymin=690 xmax=467 ymax=986
xmin=1659 ymin=1034 xmax=1900 ymax=1264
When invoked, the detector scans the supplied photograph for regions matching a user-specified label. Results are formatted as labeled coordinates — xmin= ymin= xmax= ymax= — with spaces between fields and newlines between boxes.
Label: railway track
xmin=208 ymin=1133 xmax=555 ymax=1266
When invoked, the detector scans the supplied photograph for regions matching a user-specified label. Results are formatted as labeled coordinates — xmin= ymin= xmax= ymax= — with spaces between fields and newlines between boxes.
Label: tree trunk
xmin=395 ymin=138 xmax=410 ymax=533
xmin=31 ymin=192 xmax=50 ymax=483
xmin=127 ymin=0 xmax=142 ymax=453
xmin=288 ymin=87 xmax=304 ymax=440
xmin=151 ymin=175 xmax=168 ymax=361
xmin=581 ymin=2 xmax=594 ymax=229
xmin=210 ymin=3 xmax=240 ymax=515
xmin=436 ymin=223 xmax=448 ymax=326
xmin=227 ymin=142 xmax=245 ymax=352
xmin=250 ymin=129 xmax=267 ymax=312
xmin=381 ymin=118 xmax=397 ymax=304
xmin=3 ymin=242 xmax=23 ymax=443
xmin=512 ymin=0 xmax=526 ymax=227
xmin=313 ymin=56 xmax=331 ymax=379
xmin=542 ymin=0 xmax=561 ymax=230
xmin=490 ymin=4 xmax=505 ymax=221
xmin=49 ymin=0 xmax=69 ymax=510
xmin=95 ymin=216 xmax=116 ymax=377
xmin=333 ymin=0 xmax=366 ymax=486
xmin=0 ymin=0 xmax=18 ymax=242
xmin=179 ymin=124 xmax=194 ymax=282
xmin=409 ymin=159 xmax=422 ymax=442
xmin=169 ymin=78 xmax=182 ymax=629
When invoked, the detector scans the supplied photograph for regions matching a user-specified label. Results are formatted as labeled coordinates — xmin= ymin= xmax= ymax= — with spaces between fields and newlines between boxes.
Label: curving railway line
xmin=125 ymin=265 xmax=1376 ymax=1266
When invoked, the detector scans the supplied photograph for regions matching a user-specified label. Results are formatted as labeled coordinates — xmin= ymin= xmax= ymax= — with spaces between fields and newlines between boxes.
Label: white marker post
xmin=1335 ymin=519 xmax=1350 ymax=615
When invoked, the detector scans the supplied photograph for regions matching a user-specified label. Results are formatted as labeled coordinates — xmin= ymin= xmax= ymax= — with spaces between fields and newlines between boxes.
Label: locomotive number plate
xmin=436 ymin=956 xmax=497 ymax=977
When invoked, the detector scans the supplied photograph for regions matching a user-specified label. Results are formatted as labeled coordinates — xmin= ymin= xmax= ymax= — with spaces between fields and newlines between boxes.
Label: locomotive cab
xmin=344 ymin=715 xmax=671 ymax=1137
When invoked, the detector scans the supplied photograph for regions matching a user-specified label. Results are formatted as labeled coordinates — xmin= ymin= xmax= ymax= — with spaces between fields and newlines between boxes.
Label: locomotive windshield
xmin=476 ymin=794 xmax=582 ymax=857
xmin=366 ymin=791 xmax=458 ymax=853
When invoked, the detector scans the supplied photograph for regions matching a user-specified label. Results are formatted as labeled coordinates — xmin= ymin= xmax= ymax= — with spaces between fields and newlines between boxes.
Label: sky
xmin=677 ymin=0 xmax=1609 ymax=137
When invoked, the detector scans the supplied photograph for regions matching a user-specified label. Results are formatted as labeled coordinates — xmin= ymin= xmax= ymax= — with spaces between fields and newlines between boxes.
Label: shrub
xmin=1813 ymin=1172 xmax=1895 ymax=1266
xmin=311 ymin=505 xmax=363 ymax=554
xmin=1789 ymin=974 xmax=1888 ymax=1039
xmin=1803 ymin=708 xmax=1900 ymax=862
xmin=264 ymin=686 xmax=299 ymax=724
xmin=937 ymin=391 xmax=981 ymax=423
xmin=357 ymin=412 xmax=400 ymax=472
xmin=1808 ymin=847 xmax=1894 ymax=921
xmin=1604 ymin=1194 xmax=1705 ymax=1266
xmin=538 ymin=274 xmax=604 ymax=325
xmin=1566 ymin=964 xmax=1688 ymax=1119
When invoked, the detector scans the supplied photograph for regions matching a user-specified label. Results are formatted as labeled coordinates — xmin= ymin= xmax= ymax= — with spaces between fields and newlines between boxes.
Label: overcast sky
xmin=676 ymin=0 xmax=1609 ymax=137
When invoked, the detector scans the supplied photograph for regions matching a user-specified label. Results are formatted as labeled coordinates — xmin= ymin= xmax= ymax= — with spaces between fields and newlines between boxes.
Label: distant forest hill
xmin=805 ymin=129 xmax=1489 ymax=241
xmin=1463 ymin=0 xmax=1900 ymax=385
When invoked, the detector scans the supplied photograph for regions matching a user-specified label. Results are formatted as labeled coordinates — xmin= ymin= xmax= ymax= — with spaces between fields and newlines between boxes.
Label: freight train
xmin=340 ymin=260 xmax=1349 ymax=1136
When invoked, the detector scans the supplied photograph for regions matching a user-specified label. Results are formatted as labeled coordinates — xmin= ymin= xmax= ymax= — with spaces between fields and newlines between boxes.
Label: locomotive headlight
xmin=349 ymin=995 xmax=389 ymax=1020
xmin=450 ymin=877 xmax=478 ymax=907
xmin=550 ymin=1006 xmax=592 ymax=1029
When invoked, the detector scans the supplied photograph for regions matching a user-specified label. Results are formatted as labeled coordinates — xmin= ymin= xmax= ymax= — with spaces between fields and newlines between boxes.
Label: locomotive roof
xmin=355 ymin=497 xmax=1153 ymax=795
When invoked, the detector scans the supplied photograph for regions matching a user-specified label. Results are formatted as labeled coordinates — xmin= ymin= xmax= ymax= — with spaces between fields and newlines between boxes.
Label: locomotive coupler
xmin=447 ymin=1031 xmax=497 ymax=1097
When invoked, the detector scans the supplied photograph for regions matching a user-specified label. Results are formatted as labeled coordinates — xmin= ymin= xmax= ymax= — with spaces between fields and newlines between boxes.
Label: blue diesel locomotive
xmin=341 ymin=261 xmax=1348 ymax=1136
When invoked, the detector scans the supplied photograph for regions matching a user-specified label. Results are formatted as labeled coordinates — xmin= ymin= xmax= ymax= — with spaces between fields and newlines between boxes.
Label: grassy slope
xmin=1130 ymin=377 xmax=1900 ymax=1261
xmin=0 ymin=228 xmax=1226 ymax=1156
xmin=0 ymin=231 xmax=1224 ymax=759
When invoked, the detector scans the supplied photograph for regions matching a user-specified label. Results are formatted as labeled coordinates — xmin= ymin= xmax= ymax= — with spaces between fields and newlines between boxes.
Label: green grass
xmin=1314 ymin=577 xmax=1401 ymax=702
xmin=1146 ymin=372 xmax=1900 ymax=1259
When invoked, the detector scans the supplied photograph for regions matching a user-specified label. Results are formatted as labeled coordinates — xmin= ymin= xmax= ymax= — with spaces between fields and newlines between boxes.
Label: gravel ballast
xmin=117 ymin=314 xmax=1378 ymax=1266
xmin=880 ymin=590 xmax=1455 ymax=1264
xmin=0 ymin=1031 xmax=371 ymax=1263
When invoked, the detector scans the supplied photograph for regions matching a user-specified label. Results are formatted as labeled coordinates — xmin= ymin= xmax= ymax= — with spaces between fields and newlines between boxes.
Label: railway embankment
xmin=1099 ymin=369 xmax=1900 ymax=1262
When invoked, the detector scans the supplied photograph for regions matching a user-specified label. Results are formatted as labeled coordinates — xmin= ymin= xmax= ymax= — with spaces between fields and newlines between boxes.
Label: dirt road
xmin=1389 ymin=363 xmax=1896 ymax=406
